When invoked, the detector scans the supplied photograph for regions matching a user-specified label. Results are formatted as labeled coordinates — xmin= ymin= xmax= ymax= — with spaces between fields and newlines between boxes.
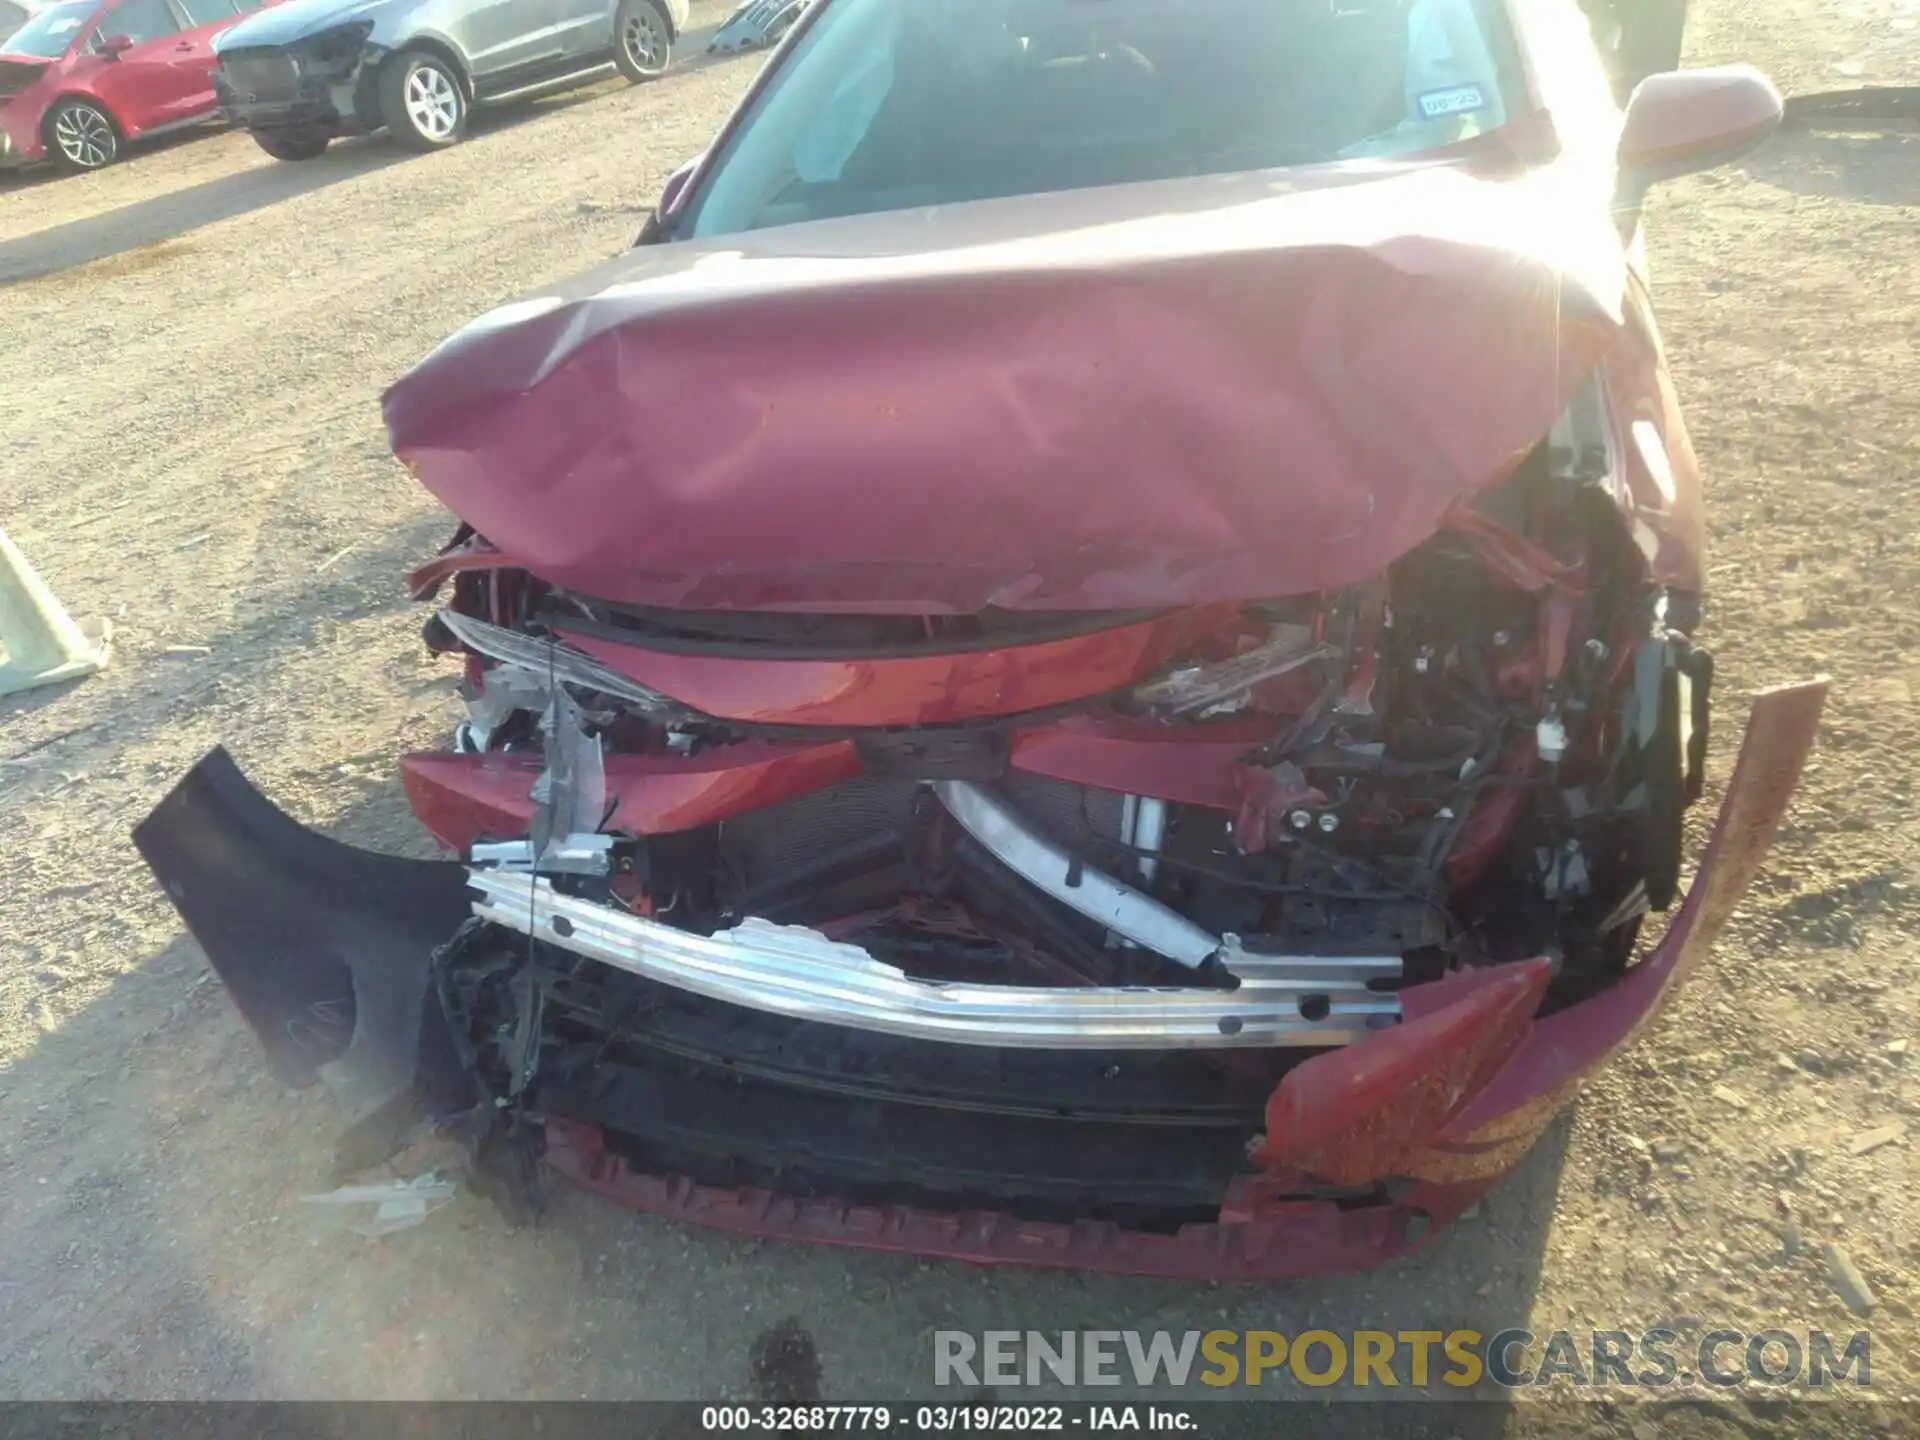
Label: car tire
xmin=378 ymin=50 xmax=468 ymax=151
xmin=45 ymin=97 xmax=121 ymax=172
xmin=251 ymin=127 xmax=331 ymax=162
xmin=613 ymin=0 xmax=673 ymax=82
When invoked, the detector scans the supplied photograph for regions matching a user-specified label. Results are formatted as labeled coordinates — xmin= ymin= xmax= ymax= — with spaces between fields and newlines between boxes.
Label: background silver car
xmin=0 ymin=0 xmax=41 ymax=47
xmin=210 ymin=0 xmax=687 ymax=159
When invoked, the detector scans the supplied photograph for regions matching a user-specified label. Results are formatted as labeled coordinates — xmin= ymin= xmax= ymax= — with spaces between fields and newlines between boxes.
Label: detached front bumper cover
xmin=132 ymin=680 xmax=1825 ymax=1277
xmin=130 ymin=749 xmax=479 ymax=1167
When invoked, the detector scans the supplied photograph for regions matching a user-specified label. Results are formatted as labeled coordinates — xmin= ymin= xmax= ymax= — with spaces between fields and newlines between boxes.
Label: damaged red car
xmin=137 ymin=0 xmax=1824 ymax=1277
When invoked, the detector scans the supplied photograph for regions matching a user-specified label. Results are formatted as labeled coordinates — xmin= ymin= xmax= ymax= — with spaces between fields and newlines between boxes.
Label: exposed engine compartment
xmin=388 ymin=379 xmax=1716 ymax=1215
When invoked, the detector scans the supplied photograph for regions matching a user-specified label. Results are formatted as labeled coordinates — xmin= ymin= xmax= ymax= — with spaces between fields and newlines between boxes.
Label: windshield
xmin=2 ymin=0 xmax=99 ymax=55
xmin=682 ymin=0 xmax=1519 ymax=238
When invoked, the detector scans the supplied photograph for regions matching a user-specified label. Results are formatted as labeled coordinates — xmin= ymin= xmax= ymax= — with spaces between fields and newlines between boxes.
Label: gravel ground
xmin=0 ymin=0 xmax=1916 ymax=1427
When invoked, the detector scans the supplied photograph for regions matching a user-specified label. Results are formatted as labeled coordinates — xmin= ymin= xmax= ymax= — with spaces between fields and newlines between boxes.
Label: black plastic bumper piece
xmin=131 ymin=747 xmax=476 ymax=1147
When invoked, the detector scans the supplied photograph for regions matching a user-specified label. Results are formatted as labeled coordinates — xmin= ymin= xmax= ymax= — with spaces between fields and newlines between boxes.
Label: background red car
xmin=0 ymin=0 xmax=273 ymax=171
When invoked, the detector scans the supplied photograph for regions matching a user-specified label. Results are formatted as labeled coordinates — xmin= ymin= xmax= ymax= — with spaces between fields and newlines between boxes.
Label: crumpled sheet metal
xmin=536 ymin=681 xmax=1827 ymax=1277
xmin=1254 ymin=678 xmax=1830 ymax=1189
xmin=383 ymin=160 xmax=1627 ymax=613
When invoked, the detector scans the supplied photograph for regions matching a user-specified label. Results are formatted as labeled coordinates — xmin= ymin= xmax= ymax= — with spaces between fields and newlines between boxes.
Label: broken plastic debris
xmin=709 ymin=0 xmax=810 ymax=53
xmin=301 ymin=1172 xmax=457 ymax=1237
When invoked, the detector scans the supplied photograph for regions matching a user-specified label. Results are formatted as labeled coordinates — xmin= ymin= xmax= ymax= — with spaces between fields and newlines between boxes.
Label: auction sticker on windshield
xmin=1418 ymin=83 xmax=1488 ymax=117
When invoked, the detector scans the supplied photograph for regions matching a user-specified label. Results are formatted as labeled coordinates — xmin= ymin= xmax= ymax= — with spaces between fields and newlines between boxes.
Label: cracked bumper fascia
xmin=213 ymin=49 xmax=383 ymax=135
xmin=132 ymin=680 xmax=1825 ymax=1263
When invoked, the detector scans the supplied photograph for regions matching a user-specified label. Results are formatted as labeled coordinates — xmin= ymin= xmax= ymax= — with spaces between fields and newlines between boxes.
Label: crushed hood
xmin=384 ymin=157 xmax=1627 ymax=613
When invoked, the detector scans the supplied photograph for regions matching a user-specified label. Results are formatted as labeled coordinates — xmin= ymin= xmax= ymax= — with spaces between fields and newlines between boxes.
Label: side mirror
xmin=658 ymin=152 xmax=703 ymax=217
xmin=97 ymin=33 xmax=135 ymax=56
xmin=1617 ymin=64 xmax=1783 ymax=185
xmin=634 ymin=153 xmax=703 ymax=246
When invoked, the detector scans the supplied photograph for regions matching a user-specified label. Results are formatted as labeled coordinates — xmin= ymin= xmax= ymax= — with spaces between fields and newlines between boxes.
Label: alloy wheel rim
xmin=54 ymin=106 xmax=113 ymax=167
xmin=404 ymin=64 xmax=460 ymax=139
xmin=622 ymin=8 xmax=665 ymax=71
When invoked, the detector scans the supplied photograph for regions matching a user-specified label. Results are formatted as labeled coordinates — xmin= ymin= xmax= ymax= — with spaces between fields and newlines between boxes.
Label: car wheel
xmin=45 ymin=98 xmax=120 ymax=171
xmin=251 ymin=127 xmax=331 ymax=162
xmin=613 ymin=0 xmax=672 ymax=82
xmin=378 ymin=50 xmax=468 ymax=151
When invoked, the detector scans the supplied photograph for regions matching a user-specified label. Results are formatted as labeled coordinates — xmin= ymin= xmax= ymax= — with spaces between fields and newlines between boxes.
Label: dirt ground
xmin=1 ymin=0 xmax=1916 ymax=1426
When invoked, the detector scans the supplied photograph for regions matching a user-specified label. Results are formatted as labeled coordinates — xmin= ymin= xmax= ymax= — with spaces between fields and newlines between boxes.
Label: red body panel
xmin=384 ymin=157 xmax=1636 ymax=615
xmin=1598 ymin=268 xmax=1708 ymax=593
xmin=0 ymin=0 xmax=264 ymax=164
xmin=542 ymin=681 xmax=1827 ymax=1276
xmin=400 ymin=742 xmax=864 ymax=849
xmin=373 ymin=0 xmax=1714 ymax=619
xmin=90 ymin=26 xmax=199 ymax=123
xmin=544 ymin=1116 xmax=1468 ymax=1279
xmin=557 ymin=610 xmax=1227 ymax=728
xmin=401 ymin=752 xmax=536 ymax=847
xmin=401 ymin=715 xmax=1290 ymax=852
xmin=1252 ymin=960 xmax=1555 ymax=1189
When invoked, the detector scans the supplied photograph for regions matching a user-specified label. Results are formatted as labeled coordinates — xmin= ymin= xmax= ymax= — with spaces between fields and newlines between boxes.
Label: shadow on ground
xmin=0 ymin=138 xmax=407 ymax=285
xmin=0 ymin=120 xmax=226 ymax=195
xmin=1741 ymin=126 xmax=1920 ymax=207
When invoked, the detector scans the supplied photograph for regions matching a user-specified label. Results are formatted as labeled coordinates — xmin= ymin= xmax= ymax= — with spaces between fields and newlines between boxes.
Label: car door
xmin=548 ymin=0 xmax=614 ymax=63
xmin=445 ymin=0 xmax=569 ymax=85
xmin=165 ymin=0 xmax=250 ymax=116
xmin=85 ymin=0 xmax=200 ymax=127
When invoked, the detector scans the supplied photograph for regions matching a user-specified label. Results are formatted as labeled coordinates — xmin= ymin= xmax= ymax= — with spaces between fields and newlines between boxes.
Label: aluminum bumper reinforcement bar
xmin=467 ymin=869 xmax=1402 ymax=1050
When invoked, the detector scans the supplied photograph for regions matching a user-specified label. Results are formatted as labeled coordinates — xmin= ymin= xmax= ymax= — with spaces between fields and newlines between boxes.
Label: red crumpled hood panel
xmin=384 ymin=158 xmax=1625 ymax=613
